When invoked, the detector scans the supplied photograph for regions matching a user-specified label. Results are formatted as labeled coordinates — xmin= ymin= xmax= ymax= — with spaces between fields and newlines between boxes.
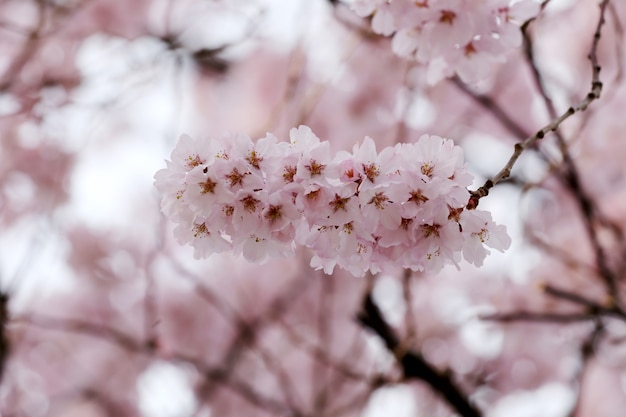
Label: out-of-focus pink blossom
xmin=350 ymin=0 xmax=541 ymax=83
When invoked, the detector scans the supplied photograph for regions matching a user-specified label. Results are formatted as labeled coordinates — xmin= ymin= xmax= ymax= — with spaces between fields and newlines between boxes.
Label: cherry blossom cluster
xmin=349 ymin=0 xmax=540 ymax=83
xmin=154 ymin=126 xmax=511 ymax=276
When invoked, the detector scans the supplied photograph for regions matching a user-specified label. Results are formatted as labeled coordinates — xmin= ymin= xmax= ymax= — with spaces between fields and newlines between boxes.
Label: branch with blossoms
xmin=154 ymin=1 xmax=594 ymax=276
xmin=3 ymin=0 xmax=626 ymax=414
xmin=153 ymin=0 xmax=611 ymax=277
xmin=154 ymin=127 xmax=511 ymax=277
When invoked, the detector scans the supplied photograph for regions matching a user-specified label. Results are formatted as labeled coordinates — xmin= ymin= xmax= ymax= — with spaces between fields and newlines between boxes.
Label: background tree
xmin=1 ymin=0 xmax=625 ymax=416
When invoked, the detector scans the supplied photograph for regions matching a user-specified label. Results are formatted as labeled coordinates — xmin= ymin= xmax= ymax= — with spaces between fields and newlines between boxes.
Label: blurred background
xmin=1 ymin=0 xmax=626 ymax=416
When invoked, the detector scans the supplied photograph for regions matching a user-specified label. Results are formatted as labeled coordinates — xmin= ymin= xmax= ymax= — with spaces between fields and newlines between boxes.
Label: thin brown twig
xmin=525 ymin=7 xmax=619 ymax=298
xmin=468 ymin=0 xmax=609 ymax=210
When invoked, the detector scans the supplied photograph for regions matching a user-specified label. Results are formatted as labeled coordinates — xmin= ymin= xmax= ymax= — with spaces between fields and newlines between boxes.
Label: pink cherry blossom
xmin=351 ymin=0 xmax=541 ymax=83
xmin=4 ymin=1 xmax=624 ymax=416
xmin=155 ymin=127 xmax=511 ymax=276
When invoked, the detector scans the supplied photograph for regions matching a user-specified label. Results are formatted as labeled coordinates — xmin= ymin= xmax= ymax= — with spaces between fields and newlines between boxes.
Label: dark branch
xmin=543 ymin=284 xmax=626 ymax=321
xmin=0 ymin=292 xmax=9 ymax=385
xmin=357 ymin=293 xmax=482 ymax=417
xmin=480 ymin=310 xmax=594 ymax=324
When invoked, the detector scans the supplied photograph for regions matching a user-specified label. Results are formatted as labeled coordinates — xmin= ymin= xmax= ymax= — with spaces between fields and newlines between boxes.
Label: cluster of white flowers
xmin=154 ymin=126 xmax=510 ymax=276
xmin=349 ymin=0 xmax=540 ymax=83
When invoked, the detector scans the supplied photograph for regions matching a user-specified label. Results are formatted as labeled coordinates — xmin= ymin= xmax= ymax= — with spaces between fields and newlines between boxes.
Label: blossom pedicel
xmin=154 ymin=126 xmax=511 ymax=276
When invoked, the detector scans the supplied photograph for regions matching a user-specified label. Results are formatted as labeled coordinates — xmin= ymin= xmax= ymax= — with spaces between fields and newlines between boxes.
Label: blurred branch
xmin=608 ymin=2 xmax=625 ymax=83
xmin=357 ymin=292 xmax=482 ymax=417
xmin=313 ymin=274 xmax=335 ymax=413
xmin=194 ymin=273 xmax=314 ymax=411
xmin=0 ymin=292 xmax=9 ymax=385
xmin=15 ymin=314 xmax=151 ymax=354
xmin=523 ymin=215 xmax=599 ymax=278
xmin=480 ymin=310 xmax=594 ymax=323
xmin=574 ymin=1 xmax=625 ymax=129
xmin=402 ymin=269 xmax=417 ymax=347
xmin=521 ymin=0 xmax=620 ymax=299
xmin=15 ymin=313 xmax=291 ymax=415
xmin=142 ymin=213 xmax=167 ymax=349
xmin=77 ymin=388 xmax=130 ymax=417
xmin=160 ymin=34 xmax=231 ymax=74
xmin=468 ymin=0 xmax=610 ymax=210
xmin=41 ymin=386 xmax=133 ymax=417
xmin=249 ymin=342 xmax=305 ymax=413
xmin=326 ymin=384 xmax=380 ymax=417
xmin=261 ymin=45 xmax=306 ymax=133
xmin=169 ymin=257 xmax=242 ymax=323
xmin=296 ymin=36 xmax=364 ymax=126
xmin=568 ymin=320 xmax=604 ymax=417
xmin=0 ymin=0 xmax=46 ymax=91
xmin=451 ymin=77 xmax=531 ymax=140
xmin=542 ymin=284 xmax=626 ymax=321
xmin=277 ymin=316 xmax=380 ymax=382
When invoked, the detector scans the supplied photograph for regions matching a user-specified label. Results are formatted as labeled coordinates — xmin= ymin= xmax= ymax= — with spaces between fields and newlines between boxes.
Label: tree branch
xmin=522 ymin=0 xmax=618 ymax=298
xmin=480 ymin=310 xmax=594 ymax=324
xmin=467 ymin=0 xmax=610 ymax=210
xmin=357 ymin=292 xmax=482 ymax=417
xmin=452 ymin=76 xmax=531 ymax=141
xmin=543 ymin=284 xmax=626 ymax=321
xmin=0 ymin=292 xmax=9 ymax=385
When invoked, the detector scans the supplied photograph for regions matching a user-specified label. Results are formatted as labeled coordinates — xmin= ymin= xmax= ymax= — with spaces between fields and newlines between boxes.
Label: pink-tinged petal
xmin=157 ymin=126 xmax=511 ymax=276
xmin=372 ymin=4 xmax=396 ymax=36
